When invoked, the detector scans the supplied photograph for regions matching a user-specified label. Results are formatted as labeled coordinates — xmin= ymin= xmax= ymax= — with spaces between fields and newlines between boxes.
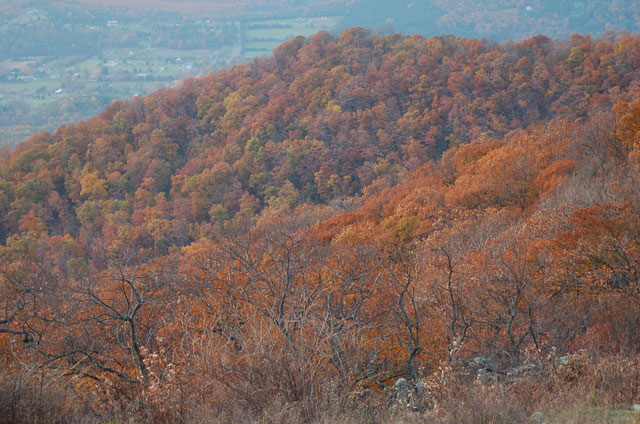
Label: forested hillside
xmin=2 ymin=29 xmax=640 ymax=423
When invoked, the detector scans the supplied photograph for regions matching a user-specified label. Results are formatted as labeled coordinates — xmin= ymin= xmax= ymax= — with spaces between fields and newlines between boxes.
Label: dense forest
xmin=2 ymin=29 xmax=640 ymax=422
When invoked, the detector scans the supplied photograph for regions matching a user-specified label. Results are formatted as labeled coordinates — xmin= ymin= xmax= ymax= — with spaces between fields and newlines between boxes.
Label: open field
xmin=243 ymin=16 xmax=342 ymax=58
xmin=0 ymin=80 xmax=59 ymax=95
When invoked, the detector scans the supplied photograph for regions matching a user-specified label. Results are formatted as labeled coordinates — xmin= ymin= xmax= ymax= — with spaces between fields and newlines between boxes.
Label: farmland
xmin=0 ymin=8 xmax=343 ymax=146
xmin=243 ymin=16 xmax=342 ymax=59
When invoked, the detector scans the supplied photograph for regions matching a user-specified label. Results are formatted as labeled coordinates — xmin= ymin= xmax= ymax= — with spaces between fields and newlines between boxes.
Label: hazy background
xmin=1 ymin=0 xmax=638 ymax=146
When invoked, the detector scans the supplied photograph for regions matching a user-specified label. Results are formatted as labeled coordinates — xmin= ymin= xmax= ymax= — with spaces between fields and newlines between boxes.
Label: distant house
xmin=107 ymin=20 xmax=119 ymax=27
xmin=55 ymin=88 xmax=63 ymax=94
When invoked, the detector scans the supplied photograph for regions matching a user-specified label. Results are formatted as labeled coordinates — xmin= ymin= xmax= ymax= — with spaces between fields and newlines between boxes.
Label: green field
xmin=136 ymin=48 xmax=216 ymax=59
xmin=73 ymin=58 xmax=103 ymax=70
xmin=0 ymin=80 xmax=59 ymax=98
xmin=243 ymin=16 xmax=342 ymax=58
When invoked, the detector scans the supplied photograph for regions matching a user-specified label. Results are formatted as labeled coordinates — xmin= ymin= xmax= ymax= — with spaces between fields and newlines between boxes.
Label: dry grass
xmin=0 ymin=367 xmax=78 ymax=424
xmin=1 ymin=352 xmax=639 ymax=423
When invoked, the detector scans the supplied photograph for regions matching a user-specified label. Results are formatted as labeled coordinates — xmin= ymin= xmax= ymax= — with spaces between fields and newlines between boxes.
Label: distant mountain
xmin=341 ymin=0 xmax=640 ymax=40
xmin=429 ymin=0 xmax=640 ymax=40
xmin=3 ymin=0 xmax=639 ymax=39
